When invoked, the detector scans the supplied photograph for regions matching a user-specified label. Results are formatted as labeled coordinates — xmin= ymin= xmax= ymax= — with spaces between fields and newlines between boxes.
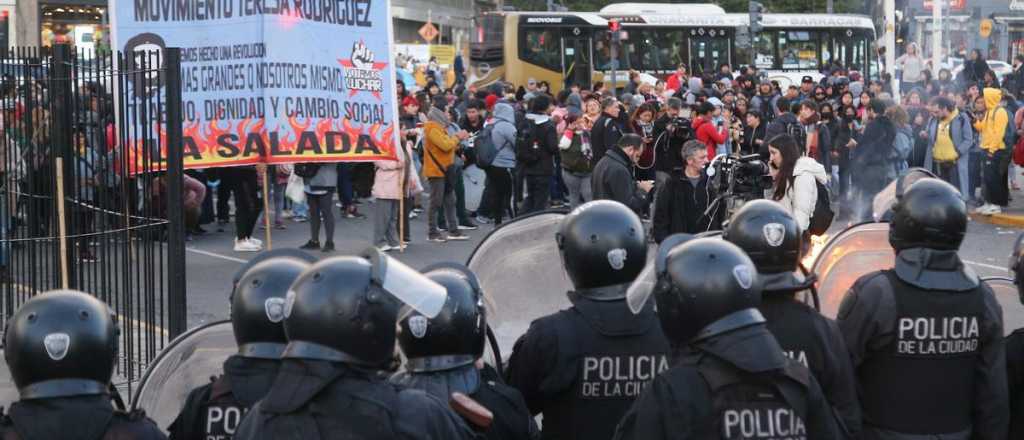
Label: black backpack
xmin=786 ymin=121 xmax=807 ymax=154
xmin=294 ymin=163 xmax=321 ymax=179
xmin=516 ymin=119 xmax=541 ymax=165
xmin=474 ymin=124 xmax=502 ymax=169
xmin=807 ymin=179 xmax=834 ymax=236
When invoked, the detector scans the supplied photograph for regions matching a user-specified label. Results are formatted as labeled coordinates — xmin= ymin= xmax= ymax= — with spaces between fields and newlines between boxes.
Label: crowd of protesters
xmin=4 ymin=43 xmax=1023 ymax=258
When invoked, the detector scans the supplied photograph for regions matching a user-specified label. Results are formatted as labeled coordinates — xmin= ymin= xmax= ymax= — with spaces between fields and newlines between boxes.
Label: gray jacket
xmin=305 ymin=163 xmax=338 ymax=190
xmin=925 ymin=111 xmax=974 ymax=199
xmin=490 ymin=103 xmax=517 ymax=169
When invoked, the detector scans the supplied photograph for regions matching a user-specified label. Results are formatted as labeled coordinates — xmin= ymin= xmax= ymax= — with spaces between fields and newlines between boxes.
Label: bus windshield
xmin=753 ymin=28 xmax=872 ymax=74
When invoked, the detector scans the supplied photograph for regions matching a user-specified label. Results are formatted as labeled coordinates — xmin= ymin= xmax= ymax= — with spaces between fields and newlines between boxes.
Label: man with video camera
xmin=652 ymin=98 xmax=693 ymax=205
xmin=652 ymin=139 xmax=723 ymax=243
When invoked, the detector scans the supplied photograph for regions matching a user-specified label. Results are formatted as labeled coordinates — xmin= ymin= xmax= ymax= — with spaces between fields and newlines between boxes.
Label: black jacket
xmin=1007 ymin=329 xmax=1024 ymax=440
xmin=852 ymin=115 xmax=896 ymax=194
xmin=591 ymin=148 xmax=649 ymax=215
xmin=520 ymin=114 xmax=559 ymax=177
xmin=651 ymin=171 xmax=722 ymax=243
xmin=741 ymin=123 xmax=768 ymax=161
xmin=590 ymin=113 xmax=624 ymax=164
xmin=837 ymin=248 xmax=1008 ymax=440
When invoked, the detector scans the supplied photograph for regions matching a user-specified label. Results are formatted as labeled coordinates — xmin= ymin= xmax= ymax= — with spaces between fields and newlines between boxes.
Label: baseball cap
xmin=801 ymin=76 xmax=814 ymax=84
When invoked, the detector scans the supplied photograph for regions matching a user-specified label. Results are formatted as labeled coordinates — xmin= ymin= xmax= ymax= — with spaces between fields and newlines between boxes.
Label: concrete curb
xmin=969 ymin=212 xmax=1024 ymax=228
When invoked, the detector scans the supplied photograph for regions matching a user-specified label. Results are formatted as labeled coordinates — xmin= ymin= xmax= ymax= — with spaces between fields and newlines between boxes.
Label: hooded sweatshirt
xmin=975 ymin=88 xmax=1010 ymax=154
xmin=777 ymin=156 xmax=829 ymax=231
xmin=423 ymin=107 xmax=460 ymax=178
xmin=489 ymin=103 xmax=517 ymax=169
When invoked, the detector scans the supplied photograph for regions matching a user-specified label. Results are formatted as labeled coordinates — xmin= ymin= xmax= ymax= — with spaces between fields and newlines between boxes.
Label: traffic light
xmin=749 ymin=1 xmax=764 ymax=35
xmin=609 ymin=20 xmax=620 ymax=32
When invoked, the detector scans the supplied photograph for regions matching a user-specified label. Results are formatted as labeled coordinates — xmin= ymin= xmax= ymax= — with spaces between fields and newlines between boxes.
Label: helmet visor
xmin=365 ymin=248 xmax=448 ymax=318
xmin=626 ymin=262 xmax=657 ymax=315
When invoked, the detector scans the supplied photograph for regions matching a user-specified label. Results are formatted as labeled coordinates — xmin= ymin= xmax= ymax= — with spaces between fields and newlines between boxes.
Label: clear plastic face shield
xmin=627 ymin=233 xmax=695 ymax=315
xmin=873 ymin=168 xmax=938 ymax=221
xmin=362 ymin=247 xmax=447 ymax=319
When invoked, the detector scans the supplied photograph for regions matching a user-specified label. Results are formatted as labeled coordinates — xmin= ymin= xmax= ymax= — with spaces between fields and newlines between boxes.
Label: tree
xmin=506 ymin=0 xmax=866 ymax=14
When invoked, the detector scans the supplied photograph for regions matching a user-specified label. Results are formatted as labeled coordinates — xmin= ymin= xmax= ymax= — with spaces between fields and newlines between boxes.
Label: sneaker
xmin=79 ymin=250 xmax=100 ymax=262
xmin=343 ymin=207 xmax=366 ymax=219
xmin=378 ymin=244 xmax=395 ymax=252
xmin=274 ymin=222 xmax=287 ymax=230
xmin=446 ymin=232 xmax=470 ymax=241
xmin=413 ymin=207 xmax=424 ymax=214
xmin=409 ymin=211 xmax=419 ymax=219
xmin=972 ymin=204 xmax=992 ymax=214
xmin=299 ymin=240 xmax=320 ymax=250
xmin=475 ymin=215 xmax=493 ymax=224
xmin=427 ymin=233 xmax=447 ymax=243
xmin=248 ymin=237 xmax=263 ymax=246
xmin=282 ymin=210 xmax=294 ymax=219
xmin=217 ymin=218 xmax=230 ymax=225
xmin=293 ymin=215 xmax=308 ymax=223
xmin=321 ymin=241 xmax=335 ymax=252
xmin=234 ymin=238 xmax=262 ymax=252
xmin=981 ymin=205 xmax=1003 ymax=215
xmin=458 ymin=219 xmax=479 ymax=230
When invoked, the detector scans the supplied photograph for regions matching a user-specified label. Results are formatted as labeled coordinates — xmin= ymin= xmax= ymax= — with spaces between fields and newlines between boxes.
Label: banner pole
xmin=55 ymin=157 xmax=69 ymax=289
xmin=399 ymin=174 xmax=406 ymax=253
xmin=261 ymin=165 xmax=272 ymax=250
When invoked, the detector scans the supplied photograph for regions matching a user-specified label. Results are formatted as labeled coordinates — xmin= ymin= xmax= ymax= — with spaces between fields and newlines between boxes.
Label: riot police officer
xmin=0 ymin=290 xmax=166 ymax=439
xmin=168 ymin=252 xmax=314 ymax=439
xmin=615 ymin=238 xmax=839 ymax=439
xmin=723 ymin=200 xmax=861 ymax=438
xmin=233 ymin=250 xmax=478 ymax=440
xmin=392 ymin=262 xmax=539 ymax=439
xmin=504 ymin=200 xmax=670 ymax=440
xmin=1006 ymin=233 xmax=1024 ymax=439
xmin=837 ymin=178 xmax=1008 ymax=439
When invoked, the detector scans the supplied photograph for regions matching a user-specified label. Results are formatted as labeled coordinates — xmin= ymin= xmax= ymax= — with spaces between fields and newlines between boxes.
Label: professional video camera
xmin=706 ymin=153 xmax=774 ymax=216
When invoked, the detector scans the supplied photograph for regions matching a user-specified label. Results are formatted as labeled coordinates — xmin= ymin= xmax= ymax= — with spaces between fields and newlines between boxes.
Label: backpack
xmin=474 ymin=124 xmax=502 ymax=169
xmin=1003 ymin=107 xmax=1018 ymax=153
xmin=515 ymin=119 xmax=541 ymax=165
xmin=785 ymin=120 xmax=806 ymax=153
xmin=294 ymin=163 xmax=320 ymax=178
xmin=807 ymin=179 xmax=834 ymax=237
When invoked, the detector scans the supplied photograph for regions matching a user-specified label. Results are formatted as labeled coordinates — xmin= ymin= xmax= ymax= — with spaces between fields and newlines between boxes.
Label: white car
xmin=952 ymin=60 xmax=1013 ymax=82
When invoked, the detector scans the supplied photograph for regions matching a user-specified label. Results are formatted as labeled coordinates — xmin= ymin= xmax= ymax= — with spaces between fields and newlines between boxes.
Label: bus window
xmin=594 ymin=33 xmax=631 ymax=71
xmin=779 ymin=31 xmax=820 ymax=70
xmin=628 ymin=28 xmax=685 ymax=72
xmin=753 ymin=32 xmax=775 ymax=69
xmin=521 ymin=28 xmax=562 ymax=71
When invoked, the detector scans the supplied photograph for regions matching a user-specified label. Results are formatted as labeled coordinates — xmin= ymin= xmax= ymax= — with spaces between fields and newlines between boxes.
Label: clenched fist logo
xmin=351 ymin=41 xmax=375 ymax=70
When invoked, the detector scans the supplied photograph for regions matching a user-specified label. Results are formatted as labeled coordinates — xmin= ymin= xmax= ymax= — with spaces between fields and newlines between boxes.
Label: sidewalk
xmin=969 ymin=185 xmax=1024 ymax=228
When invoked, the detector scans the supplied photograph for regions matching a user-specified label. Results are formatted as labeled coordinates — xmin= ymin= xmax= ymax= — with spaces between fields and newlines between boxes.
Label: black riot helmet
xmin=556 ymin=200 xmax=648 ymax=294
xmin=638 ymin=238 xmax=764 ymax=344
xmin=397 ymin=263 xmax=486 ymax=372
xmin=723 ymin=200 xmax=813 ymax=293
xmin=889 ymin=178 xmax=967 ymax=252
xmin=231 ymin=256 xmax=312 ymax=359
xmin=281 ymin=249 xmax=447 ymax=367
xmin=1010 ymin=233 xmax=1024 ymax=304
xmin=4 ymin=290 xmax=119 ymax=400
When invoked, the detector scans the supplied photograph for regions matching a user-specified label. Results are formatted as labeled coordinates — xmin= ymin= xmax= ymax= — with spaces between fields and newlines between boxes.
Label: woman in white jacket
xmin=767 ymin=134 xmax=829 ymax=232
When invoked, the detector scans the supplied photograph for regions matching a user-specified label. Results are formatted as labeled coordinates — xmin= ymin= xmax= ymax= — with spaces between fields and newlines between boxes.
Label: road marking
xmin=186 ymin=247 xmax=248 ymax=264
xmin=964 ymin=260 xmax=1008 ymax=273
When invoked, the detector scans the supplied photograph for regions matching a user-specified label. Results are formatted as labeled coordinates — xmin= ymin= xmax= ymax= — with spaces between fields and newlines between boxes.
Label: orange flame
xmin=801 ymin=234 xmax=829 ymax=270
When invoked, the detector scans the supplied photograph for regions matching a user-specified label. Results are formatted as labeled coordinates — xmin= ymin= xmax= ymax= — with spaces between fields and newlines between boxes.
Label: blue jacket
xmin=925 ymin=111 xmax=974 ymax=199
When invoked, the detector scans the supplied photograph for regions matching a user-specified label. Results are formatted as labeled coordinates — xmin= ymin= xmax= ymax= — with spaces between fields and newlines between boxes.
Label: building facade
xmin=904 ymin=0 xmax=1024 ymax=62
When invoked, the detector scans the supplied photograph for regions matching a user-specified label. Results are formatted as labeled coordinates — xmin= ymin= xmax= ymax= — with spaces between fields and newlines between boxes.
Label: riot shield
xmin=0 ymin=353 xmax=14 ymax=408
xmin=467 ymin=211 xmax=571 ymax=359
xmin=872 ymin=168 xmax=938 ymax=222
xmin=982 ymin=277 xmax=1024 ymax=336
xmin=806 ymin=222 xmax=895 ymax=318
xmin=130 ymin=321 xmax=237 ymax=432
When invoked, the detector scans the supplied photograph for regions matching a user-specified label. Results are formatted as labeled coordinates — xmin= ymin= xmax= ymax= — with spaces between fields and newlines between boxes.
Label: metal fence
xmin=0 ymin=44 xmax=186 ymax=393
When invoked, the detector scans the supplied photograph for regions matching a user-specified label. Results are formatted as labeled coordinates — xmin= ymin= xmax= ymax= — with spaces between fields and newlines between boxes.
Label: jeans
xmin=256 ymin=182 xmax=286 ymax=225
xmin=486 ymin=167 xmax=514 ymax=225
xmin=373 ymin=199 xmax=401 ymax=247
xmin=336 ymin=163 xmax=355 ymax=207
xmin=522 ymin=175 xmax=550 ymax=214
xmin=983 ymin=149 xmax=1010 ymax=207
xmin=428 ymin=177 xmax=458 ymax=235
xmin=561 ymin=170 xmax=593 ymax=210
xmin=935 ymin=162 xmax=962 ymax=198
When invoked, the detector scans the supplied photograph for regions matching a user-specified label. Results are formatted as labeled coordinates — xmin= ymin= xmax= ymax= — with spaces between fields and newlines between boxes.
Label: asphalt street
xmin=182 ymin=200 xmax=1020 ymax=330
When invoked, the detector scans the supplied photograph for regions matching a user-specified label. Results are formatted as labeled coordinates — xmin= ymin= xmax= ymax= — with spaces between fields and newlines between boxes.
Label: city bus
xmin=470 ymin=4 xmax=877 ymax=92
xmin=469 ymin=11 xmax=609 ymax=94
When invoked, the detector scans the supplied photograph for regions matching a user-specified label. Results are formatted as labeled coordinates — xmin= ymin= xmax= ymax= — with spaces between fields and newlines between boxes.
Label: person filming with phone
xmin=592 ymin=133 xmax=655 ymax=215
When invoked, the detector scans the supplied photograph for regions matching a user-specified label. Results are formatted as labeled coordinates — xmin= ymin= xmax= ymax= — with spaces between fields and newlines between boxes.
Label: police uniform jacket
xmin=837 ymin=248 xmax=1008 ymax=440
xmin=0 ymin=395 xmax=166 ymax=440
xmin=612 ymin=323 xmax=840 ymax=440
xmin=1006 ymin=329 xmax=1024 ymax=439
xmin=505 ymin=290 xmax=670 ymax=440
xmin=232 ymin=359 xmax=479 ymax=440
xmin=168 ymin=355 xmax=280 ymax=440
